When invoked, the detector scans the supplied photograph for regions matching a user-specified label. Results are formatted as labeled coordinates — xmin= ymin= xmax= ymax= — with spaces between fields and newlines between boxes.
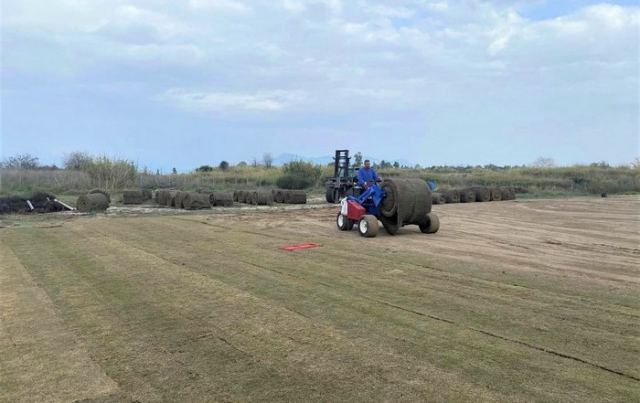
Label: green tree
xmin=353 ymin=152 xmax=363 ymax=168
xmin=196 ymin=165 xmax=214 ymax=172
xmin=219 ymin=161 xmax=230 ymax=171
xmin=63 ymin=151 xmax=93 ymax=170
xmin=263 ymin=153 xmax=273 ymax=168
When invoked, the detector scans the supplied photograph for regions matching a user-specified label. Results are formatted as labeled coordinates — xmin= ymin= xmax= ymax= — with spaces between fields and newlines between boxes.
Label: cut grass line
xmin=364 ymin=296 xmax=640 ymax=383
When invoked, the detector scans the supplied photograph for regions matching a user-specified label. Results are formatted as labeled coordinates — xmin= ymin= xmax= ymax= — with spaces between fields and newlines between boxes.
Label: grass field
xmin=1 ymin=196 xmax=639 ymax=402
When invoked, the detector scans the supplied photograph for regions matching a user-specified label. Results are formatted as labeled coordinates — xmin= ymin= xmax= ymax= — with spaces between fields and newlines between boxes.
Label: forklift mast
xmin=333 ymin=150 xmax=351 ymax=179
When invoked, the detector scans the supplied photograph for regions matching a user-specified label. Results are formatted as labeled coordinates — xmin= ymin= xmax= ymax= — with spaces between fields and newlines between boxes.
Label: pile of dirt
xmin=76 ymin=193 xmax=109 ymax=212
xmin=0 ymin=196 xmax=29 ymax=214
xmin=210 ymin=192 xmax=234 ymax=207
xmin=122 ymin=190 xmax=145 ymax=205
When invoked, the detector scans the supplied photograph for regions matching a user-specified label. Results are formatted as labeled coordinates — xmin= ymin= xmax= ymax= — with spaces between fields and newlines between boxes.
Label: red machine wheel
xmin=358 ymin=215 xmax=379 ymax=238
xmin=336 ymin=213 xmax=353 ymax=231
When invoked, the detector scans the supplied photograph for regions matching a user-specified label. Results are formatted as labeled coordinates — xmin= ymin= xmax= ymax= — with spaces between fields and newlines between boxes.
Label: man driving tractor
xmin=357 ymin=159 xmax=380 ymax=189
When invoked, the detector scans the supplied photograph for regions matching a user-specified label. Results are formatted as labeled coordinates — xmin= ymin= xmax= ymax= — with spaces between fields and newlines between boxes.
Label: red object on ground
xmin=280 ymin=242 xmax=321 ymax=251
xmin=346 ymin=200 xmax=366 ymax=221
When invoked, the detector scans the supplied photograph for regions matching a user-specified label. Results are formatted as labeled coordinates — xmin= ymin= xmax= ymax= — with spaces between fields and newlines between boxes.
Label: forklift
xmin=324 ymin=150 xmax=358 ymax=203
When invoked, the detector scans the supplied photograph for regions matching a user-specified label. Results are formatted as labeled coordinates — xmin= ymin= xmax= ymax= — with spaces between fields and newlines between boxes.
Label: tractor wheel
xmin=420 ymin=213 xmax=440 ymax=234
xmin=336 ymin=213 xmax=353 ymax=231
xmin=326 ymin=188 xmax=337 ymax=203
xmin=358 ymin=215 xmax=379 ymax=238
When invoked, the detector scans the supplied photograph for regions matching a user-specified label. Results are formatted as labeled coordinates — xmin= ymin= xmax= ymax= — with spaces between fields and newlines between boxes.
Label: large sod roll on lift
xmin=76 ymin=193 xmax=109 ymax=212
xmin=379 ymin=178 xmax=437 ymax=235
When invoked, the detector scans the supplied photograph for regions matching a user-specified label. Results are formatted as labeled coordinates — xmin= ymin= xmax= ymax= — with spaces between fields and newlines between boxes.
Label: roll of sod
xmin=501 ymin=187 xmax=516 ymax=200
xmin=471 ymin=187 xmax=491 ymax=202
xmin=284 ymin=190 xmax=307 ymax=204
xmin=88 ymin=188 xmax=111 ymax=203
xmin=432 ymin=192 xmax=446 ymax=205
xmin=444 ymin=190 xmax=460 ymax=204
xmin=210 ymin=192 xmax=234 ymax=207
xmin=251 ymin=191 xmax=274 ymax=205
xmin=489 ymin=187 xmax=502 ymax=201
xmin=459 ymin=189 xmax=476 ymax=203
xmin=182 ymin=192 xmax=211 ymax=210
xmin=155 ymin=189 xmax=165 ymax=205
xmin=274 ymin=189 xmax=286 ymax=203
xmin=122 ymin=190 xmax=145 ymax=205
xmin=76 ymin=193 xmax=109 ymax=212
xmin=171 ymin=191 xmax=184 ymax=208
xmin=379 ymin=178 xmax=431 ymax=235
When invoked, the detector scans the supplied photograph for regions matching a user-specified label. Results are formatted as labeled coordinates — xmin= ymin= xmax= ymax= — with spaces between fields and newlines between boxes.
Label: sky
xmin=1 ymin=0 xmax=639 ymax=172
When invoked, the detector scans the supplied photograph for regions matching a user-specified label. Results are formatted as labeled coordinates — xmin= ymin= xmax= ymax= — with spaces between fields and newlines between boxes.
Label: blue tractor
xmin=336 ymin=178 xmax=440 ymax=238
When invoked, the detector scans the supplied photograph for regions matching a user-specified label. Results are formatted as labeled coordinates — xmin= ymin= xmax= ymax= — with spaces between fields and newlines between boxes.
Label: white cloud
xmin=368 ymin=5 xmax=415 ymax=19
xmin=188 ymin=0 xmax=251 ymax=13
xmin=280 ymin=0 xmax=306 ymax=14
xmin=3 ymin=0 xmax=638 ymax=164
xmin=425 ymin=1 xmax=448 ymax=12
xmin=161 ymin=89 xmax=305 ymax=112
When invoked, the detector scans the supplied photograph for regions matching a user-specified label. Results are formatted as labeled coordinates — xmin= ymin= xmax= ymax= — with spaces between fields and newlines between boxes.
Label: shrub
xmin=85 ymin=156 xmax=137 ymax=190
xmin=276 ymin=174 xmax=315 ymax=189
xmin=196 ymin=165 xmax=214 ymax=172
xmin=276 ymin=161 xmax=322 ymax=189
